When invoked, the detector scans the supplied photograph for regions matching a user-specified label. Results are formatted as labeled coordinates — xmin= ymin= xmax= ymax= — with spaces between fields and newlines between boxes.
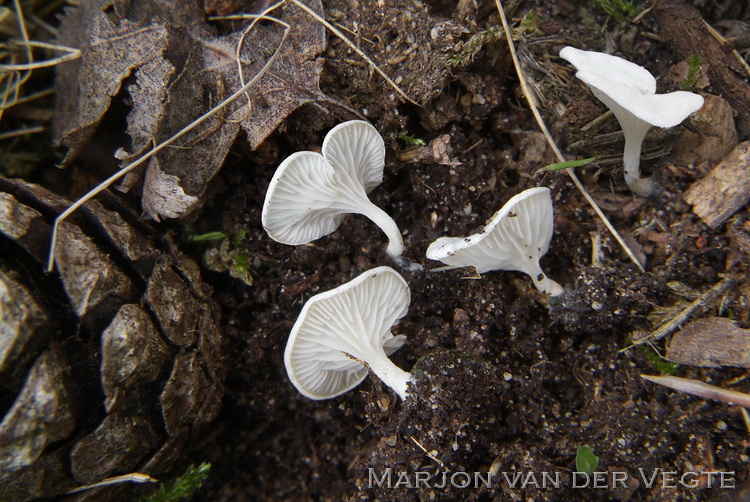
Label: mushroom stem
xmin=589 ymin=81 xmax=663 ymax=197
xmin=364 ymin=350 xmax=412 ymax=400
xmin=357 ymin=200 xmax=405 ymax=258
xmin=621 ymin=121 xmax=661 ymax=197
xmin=526 ymin=259 xmax=565 ymax=297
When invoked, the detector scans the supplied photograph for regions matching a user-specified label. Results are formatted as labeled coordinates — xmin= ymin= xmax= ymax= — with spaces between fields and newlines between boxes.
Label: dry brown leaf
xmin=53 ymin=2 xmax=170 ymax=164
xmin=121 ymin=54 xmax=175 ymax=160
xmin=235 ymin=2 xmax=326 ymax=148
xmin=54 ymin=0 xmax=327 ymax=221
xmin=141 ymin=158 xmax=199 ymax=222
xmin=141 ymin=0 xmax=325 ymax=220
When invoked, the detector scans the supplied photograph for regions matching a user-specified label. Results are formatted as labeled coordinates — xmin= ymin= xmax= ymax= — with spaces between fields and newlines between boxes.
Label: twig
xmin=620 ymin=277 xmax=735 ymax=352
xmin=288 ymin=0 xmax=418 ymax=106
xmin=702 ymin=19 xmax=750 ymax=79
xmin=494 ymin=0 xmax=645 ymax=272
xmin=641 ymin=374 xmax=750 ymax=409
xmin=46 ymin=16 xmax=291 ymax=272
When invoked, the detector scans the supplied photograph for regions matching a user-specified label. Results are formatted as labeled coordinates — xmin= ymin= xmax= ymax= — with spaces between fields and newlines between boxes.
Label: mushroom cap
xmin=559 ymin=46 xmax=704 ymax=129
xmin=284 ymin=266 xmax=410 ymax=400
xmin=261 ymin=120 xmax=386 ymax=245
xmin=322 ymin=120 xmax=386 ymax=193
xmin=426 ymin=187 xmax=554 ymax=274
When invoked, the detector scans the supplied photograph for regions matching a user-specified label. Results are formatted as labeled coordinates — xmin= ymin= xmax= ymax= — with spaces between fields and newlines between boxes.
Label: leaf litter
xmin=53 ymin=0 xmax=325 ymax=221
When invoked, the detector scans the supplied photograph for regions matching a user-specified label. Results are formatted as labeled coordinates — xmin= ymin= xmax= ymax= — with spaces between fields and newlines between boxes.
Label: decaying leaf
xmin=121 ymin=53 xmax=175 ymax=160
xmin=666 ymin=317 xmax=750 ymax=368
xmin=140 ymin=0 xmax=325 ymax=220
xmin=141 ymin=158 xmax=200 ymax=222
xmin=53 ymin=1 xmax=170 ymax=163
xmin=54 ymin=0 xmax=327 ymax=221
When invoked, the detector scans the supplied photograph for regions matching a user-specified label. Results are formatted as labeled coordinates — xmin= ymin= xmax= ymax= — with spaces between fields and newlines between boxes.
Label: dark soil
xmin=6 ymin=0 xmax=750 ymax=501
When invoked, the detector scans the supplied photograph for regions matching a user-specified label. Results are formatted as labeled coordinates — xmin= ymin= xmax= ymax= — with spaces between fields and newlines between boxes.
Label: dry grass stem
xmin=641 ymin=374 xmax=750 ymax=409
xmin=494 ymin=0 xmax=645 ymax=273
xmin=65 ymin=472 xmax=158 ymax=495
xmin=620 ymin=277 xmax=736 ymax=352
xmin=0 ymin=40 xmax=80 ymax=71
xmin=2 ymin=87 xmax=52 ymax=107
xmin=12 ymin=0 xmax=31 ymax=64
xmin=0 ymin=0 xmax=32 ymax=120
xmin=1 ymin=4 xmax=77 ymax=122
xmin=0 ymin=124 xmax=45 ymax=140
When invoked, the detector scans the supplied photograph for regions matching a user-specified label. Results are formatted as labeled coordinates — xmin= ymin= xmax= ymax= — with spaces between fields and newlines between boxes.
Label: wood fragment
xmin=652 ymin=0 xmax=750 ymax=137
xmin=670 ymin=94 xmax=738 ymax=167
xmin=666 ymin=317 xmax=750 ymax=368
xmin=621 ymin=277 xmax=735 ymax=351
xmin=683 ymin=141 xmax=750 ymax=230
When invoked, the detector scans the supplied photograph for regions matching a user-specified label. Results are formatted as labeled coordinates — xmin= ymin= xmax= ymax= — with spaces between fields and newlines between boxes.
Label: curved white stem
xmin=358 ymin=200 xmax=406 ymax=259
xmin=365 ymin=350 xmax=412 ymax=400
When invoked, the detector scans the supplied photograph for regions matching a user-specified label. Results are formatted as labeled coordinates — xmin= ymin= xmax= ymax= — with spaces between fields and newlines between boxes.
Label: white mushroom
xmin=284 ymin=266 xmax=412 ymax=400
xmin=559 ymin=46 xmax=704 ymax=197
xmin=426 ymin=187 xmax=563 ymax=296
xmin=262 ymin=120 xmax=417 ymax=268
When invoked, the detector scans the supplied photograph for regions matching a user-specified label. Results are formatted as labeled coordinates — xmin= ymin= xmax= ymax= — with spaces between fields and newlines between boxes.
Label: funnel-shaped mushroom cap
xmin=322 ymin=120 xmax=386 ymax=193
xmin=559 ymin=47 xmax=704 ymax=129
xmin=284 ymin=266 xmax=412 ymax=400
xmin=262 ymin=121 xmax=385 ymax=245
xmin=426 ymin=187 xmax=563 ymax=296
xmin=560 ymin=47 xmax=704 ymax=197
xmin=262 ymin=121 xmax=410 ymax=260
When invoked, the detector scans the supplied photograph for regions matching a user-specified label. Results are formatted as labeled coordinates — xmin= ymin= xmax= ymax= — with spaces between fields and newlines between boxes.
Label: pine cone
xmin=0 ymin=178 xmax=225 ymax=501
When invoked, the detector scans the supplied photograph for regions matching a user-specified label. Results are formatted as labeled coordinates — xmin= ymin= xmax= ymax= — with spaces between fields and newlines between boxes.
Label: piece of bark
xmin=0 ymin=270 xmax=49 ymax=379
xmin=652 ymin=0 xmax=750 ymax=138
xmin=683 ymin=141 xmax=750 ymax=229
xmin=670 ymin=94 xmax=738 ymax=166
xmin=0 ymin=178 xmax=226 ymax=500
xmin=666 ymin=317 xmax=750 ymax=368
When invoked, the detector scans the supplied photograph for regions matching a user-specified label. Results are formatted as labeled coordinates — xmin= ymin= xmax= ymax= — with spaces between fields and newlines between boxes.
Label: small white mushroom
xmin=559 ymin=46 xmax=704 ymax=197
xmin=284 ymin=266 xmax=412 ymax=400
xmin=426 ymin=187 xmax=563 ymax=296
xmin=262 ymin=120 xmax=417 ymax=268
